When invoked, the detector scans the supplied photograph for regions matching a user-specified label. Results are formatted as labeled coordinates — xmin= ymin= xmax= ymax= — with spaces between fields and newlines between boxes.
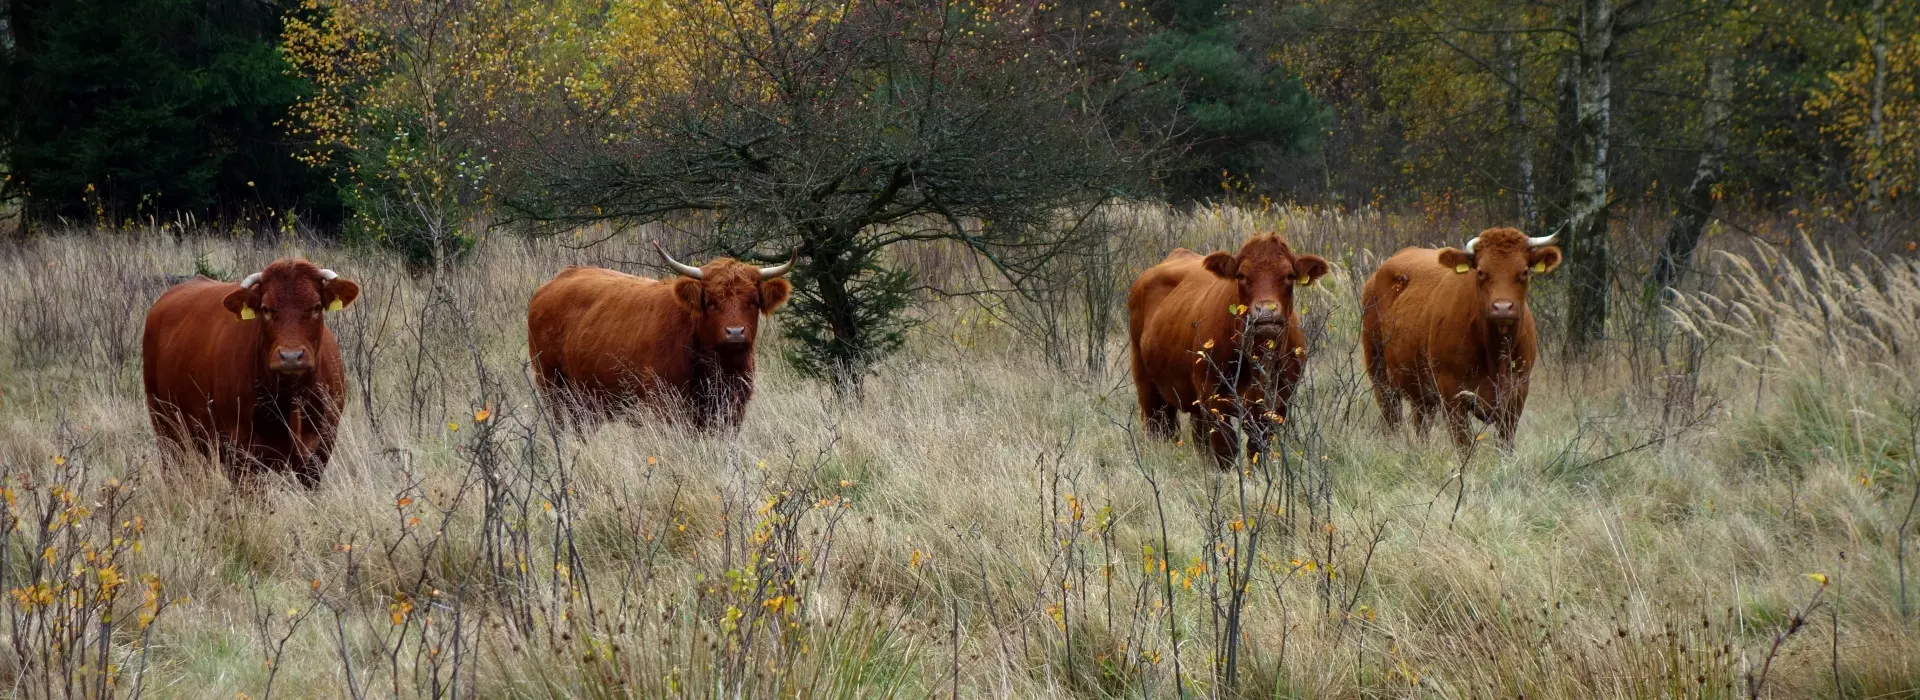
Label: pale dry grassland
xmin=1 ymin=205 xmax=1917 ymax=699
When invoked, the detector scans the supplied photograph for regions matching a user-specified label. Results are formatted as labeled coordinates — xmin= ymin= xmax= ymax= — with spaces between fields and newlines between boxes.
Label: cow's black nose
xmin=279 ymin=349 xmax=306 ymax=363
xmin=724 ymin=326 xmax=747 ymax=342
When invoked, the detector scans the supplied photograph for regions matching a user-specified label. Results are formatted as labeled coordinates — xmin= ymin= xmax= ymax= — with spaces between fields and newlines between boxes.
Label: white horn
xmin=1463 ymin=236 xmax=1482 ymax=255
xmin=318 ymin=269 xmax=339 ymax=281
xmin=759 ymin=250 xmax=797 ymax=280
xmin=239 ymin=272 xmax=264 ymax=289
xmin=653 ymin=241 xmax=704 ymax=280
xmin=1527 ymin=233 xmax=1558 ymax=248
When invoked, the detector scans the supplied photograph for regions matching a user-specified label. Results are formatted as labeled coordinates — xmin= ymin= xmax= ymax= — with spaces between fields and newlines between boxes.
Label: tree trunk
xmin=1864 ymin=0 xmax=1889 ymax=245
xmin=1563 ymin=0 xmax=1614 ymax=354
xmin=1652 ymin=51 xmax=1731 ymax=291
xmin=1498 ymin=33 xmax=1538 ymax=229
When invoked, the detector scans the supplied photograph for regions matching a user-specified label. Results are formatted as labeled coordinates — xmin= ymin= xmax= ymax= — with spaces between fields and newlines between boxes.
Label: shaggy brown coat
xmin=528 ymin=254 xmax=792 ymax=429
xmin=142 ymin=259 xmax=360 ymax=486
xmin=1360 ymin=227 xmax=1562 ymax=447
xmin=1128 ymin=234 xmax=1329 ymax=464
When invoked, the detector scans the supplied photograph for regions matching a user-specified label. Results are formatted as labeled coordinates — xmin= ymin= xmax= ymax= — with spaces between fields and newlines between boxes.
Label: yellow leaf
xmin=473 ymin=406 xmax=491 ymax=423
xmin=447 ymin=422 xmax=458 ymax=432
xmin=51 ymin=455 xmax=66 ymax=466
xmin=1806 ymin=572 xmax=1829 ymax=586
xmin=1202 ymin=339 xmax=1215 ymax=349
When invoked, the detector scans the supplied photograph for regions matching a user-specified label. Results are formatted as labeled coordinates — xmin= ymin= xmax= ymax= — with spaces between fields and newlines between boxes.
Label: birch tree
xmin=1652 ymin=50 xmax=1732 ymax=290
xmin=1562 ymin=0 xmax=1615 ymax=352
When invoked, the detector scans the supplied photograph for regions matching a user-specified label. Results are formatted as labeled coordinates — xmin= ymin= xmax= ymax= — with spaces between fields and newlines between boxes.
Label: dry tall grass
xmin=1 ymin=205 xmax=1916 ymax=698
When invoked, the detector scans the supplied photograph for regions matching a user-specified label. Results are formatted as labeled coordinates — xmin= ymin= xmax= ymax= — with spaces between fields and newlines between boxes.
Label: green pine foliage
xmin=1 ymin=0 xmax=337 ymax=229
xmin=1116 ymin=0 xmax=1328 ymax=201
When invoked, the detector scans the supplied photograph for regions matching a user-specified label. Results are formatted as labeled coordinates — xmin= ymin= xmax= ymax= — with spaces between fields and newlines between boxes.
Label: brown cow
xmin=528 ymin=243 xmax=793 ymax=429
xmin=1360 ymin=227 xmax=1562 ymax=448
xmin=142 ymin=259 xmax=361 ymax=486
xmin=1128 ymin=234 xmax=1330 ymax=464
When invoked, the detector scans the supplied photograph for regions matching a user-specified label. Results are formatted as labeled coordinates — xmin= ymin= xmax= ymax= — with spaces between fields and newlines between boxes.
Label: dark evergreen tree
xmin=1110 ymin=0 xmax=1329 ymax=201
xmin=1 ymin=0 xmax=337 ymax=230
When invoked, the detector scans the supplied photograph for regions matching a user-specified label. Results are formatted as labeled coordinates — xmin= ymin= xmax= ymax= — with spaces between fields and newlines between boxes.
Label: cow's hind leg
xmin=1139 ymin=385 xmax=1178 ymax=440
xmin=1441 ymin=394 xmax=1476 ymax=449
xmin=1409 ymin=398 xmax=1436 ymax=440
xmin=1372 ymin=383 xmax=1405 ymax=432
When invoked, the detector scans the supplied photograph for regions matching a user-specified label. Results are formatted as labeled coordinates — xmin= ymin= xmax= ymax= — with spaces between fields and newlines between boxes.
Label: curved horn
xmin=653 ymin=241 xmax=704 ymax=280
xmin=1463 ymin=236 xmax=1482 ymax=256
xmin=317 ymin=268 xmax=339 ymax=281
xmin=758 ymin=250 xmax=797 ymax=280
xmin=239 ymin=272 xmax=264 ymax=289
xmin=1527 ymin=233 xmax=1558 ymax=248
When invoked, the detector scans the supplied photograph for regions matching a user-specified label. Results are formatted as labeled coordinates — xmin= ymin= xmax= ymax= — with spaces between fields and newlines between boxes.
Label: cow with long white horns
xmin=528 ymin=242 xmax=795 ymax=429
xmin=142 ymin=258 xmax=361 ymax=486
xmin=1360 ymin=227 xmax=1562 ymax=448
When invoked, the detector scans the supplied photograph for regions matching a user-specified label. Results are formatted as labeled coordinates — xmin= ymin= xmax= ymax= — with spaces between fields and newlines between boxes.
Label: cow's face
xmin=1204 ymin=234 xmax=1329 ymax=336
xmin=1437 ymin=227 xmax=1562 ymax=326
xmin=658 ymin=244 xmax=794 ymax=351
xmin=222 ymin=260 xmax=359 ymax=374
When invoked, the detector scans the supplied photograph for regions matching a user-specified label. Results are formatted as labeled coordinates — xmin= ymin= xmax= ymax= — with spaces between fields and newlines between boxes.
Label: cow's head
xmin=1203 ymin=234 xmax=1330 ymax=337
xmin=222 ymin=259 xmax=360 ymax=375
xmin=1436 ymin=227 xmax=1562 ymax=326
xmin=656 ymin=242 xmax=794 ymax=350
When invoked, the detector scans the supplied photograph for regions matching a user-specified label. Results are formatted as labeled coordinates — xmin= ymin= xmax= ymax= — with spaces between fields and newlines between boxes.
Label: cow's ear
xmin=1437 ymin=248 xmax=1474 ymax=273
xmin=1203 ymin=252 xmax=1239 ymax=279
xmin=1293 ymin=255 xmax=1331 ymax=285
xmin=759 ymin=278 xmax=792 ymax=315
xmin=222 ymin=287 xmax=261 ymax=321
xmin=1528 ymin=246 xmax=1563 ymax=274
xmin=672 ymin=278 xmax=705 ymax=312
xmin=322 ymin=279 xmax=360 ymax=311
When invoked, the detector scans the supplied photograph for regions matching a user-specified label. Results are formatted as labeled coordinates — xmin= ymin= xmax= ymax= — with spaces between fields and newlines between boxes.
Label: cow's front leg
xmin=1435 ymin=378 xmax=1477 ymax=449
xmin=1195 ymin=389 xmax=1246 ymax=467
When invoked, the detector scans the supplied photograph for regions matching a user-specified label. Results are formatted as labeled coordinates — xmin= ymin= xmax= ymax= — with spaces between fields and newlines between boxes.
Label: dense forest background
xmin=1 ymin=0 xmax=1914 ymax=374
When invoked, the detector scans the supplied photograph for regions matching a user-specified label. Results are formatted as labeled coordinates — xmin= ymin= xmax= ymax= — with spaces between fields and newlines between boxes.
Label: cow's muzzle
xmin=723 ymin=326 xmax=750 ymax=345
xmin=1248 ymin=303 xmax=1286 ymax=328
xmin=1487 ymin=301 xmax=1520 ymax=322
xmin=271 ymin=348 xmax=313 ymax=374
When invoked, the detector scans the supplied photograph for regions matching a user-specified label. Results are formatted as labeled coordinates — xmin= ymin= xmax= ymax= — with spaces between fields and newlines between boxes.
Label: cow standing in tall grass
xmin=1361 ymin=227 xmax=1561 ymax=448
xmin=1128 ymin=234 xmax=1330 ymax=464
xmin=528 ymin=243 xmax=794 ymax=430
xmin=142 ymin=259 xmax=360 ymax=486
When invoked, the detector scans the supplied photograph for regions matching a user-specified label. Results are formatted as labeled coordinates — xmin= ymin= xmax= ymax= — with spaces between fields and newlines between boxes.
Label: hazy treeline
xmin=0 ymin=0 xmax=1914 ymax=377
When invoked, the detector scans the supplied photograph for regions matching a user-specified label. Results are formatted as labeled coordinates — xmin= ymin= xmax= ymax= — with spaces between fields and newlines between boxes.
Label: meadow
xmin=1 ymin=204 xmax=1917 ymax=698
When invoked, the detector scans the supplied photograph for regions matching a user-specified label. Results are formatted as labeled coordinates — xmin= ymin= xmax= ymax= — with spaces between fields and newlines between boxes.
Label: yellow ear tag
xmin=239 ymin=306 xmax=256 ymax=320
xmin=1454 ymin=264 xmax=1470 ymax=274
xmin=1297 ymin=274 xmax=1311 ymax=286
xmin=327 ymin=298 xmax=344 ymax=312
xmin=1532 ymin=261 xmax=1546 ymax=273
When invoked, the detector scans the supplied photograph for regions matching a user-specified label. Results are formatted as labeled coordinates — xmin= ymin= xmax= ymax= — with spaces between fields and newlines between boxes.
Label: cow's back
xmin=1362 ymin=248 xmax=1488 ymax=392
xmin=1129 ymin=250 xmax=1239 ymax=400
xmin=143 ymin=277 xmax=264 ymax=448
xmin=528 ymin=266 xmax=697 ymax=399
xmin=1127 ymin=249 xmax=1206 ymax=349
